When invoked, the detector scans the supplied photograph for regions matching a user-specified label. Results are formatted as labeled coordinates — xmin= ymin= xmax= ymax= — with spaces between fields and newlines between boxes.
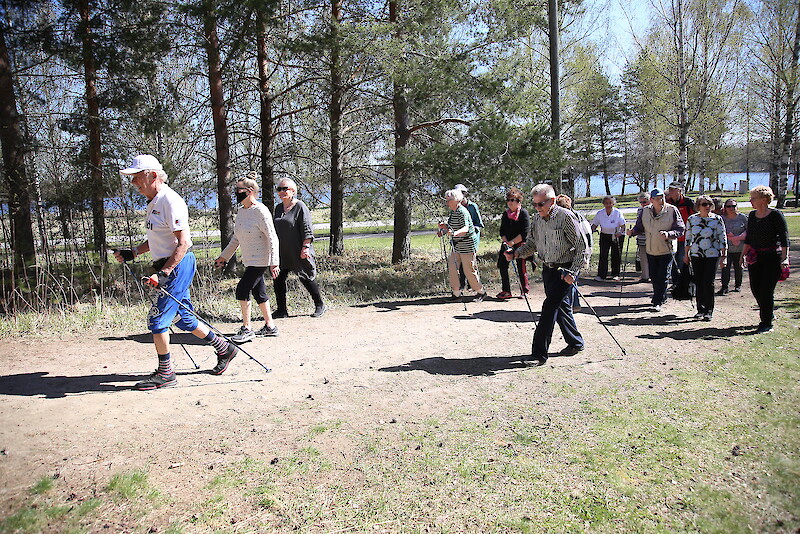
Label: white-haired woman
xmin=438 ymin=188 xmax=487 ymax=301
xmin=273 ymin=177 xmax=326 ymax=318
xmin=215 ymin=176 xmax=280 ymax=342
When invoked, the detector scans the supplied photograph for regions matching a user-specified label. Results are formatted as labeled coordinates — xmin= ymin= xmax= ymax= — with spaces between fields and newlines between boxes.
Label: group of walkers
xmin=114 ymin=153 xmax=790 ymax=389
xmin=113 ymin=155 xmax=325 ymax=390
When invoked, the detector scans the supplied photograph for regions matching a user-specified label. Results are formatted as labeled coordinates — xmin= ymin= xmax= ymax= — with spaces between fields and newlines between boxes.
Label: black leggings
xmin=748 ymin=251 xmax=780 ymax=327
xmin=236 ymin=266 xmax=269 ymax=303
xmin=273 ymin=268 xmax=323 ymax=310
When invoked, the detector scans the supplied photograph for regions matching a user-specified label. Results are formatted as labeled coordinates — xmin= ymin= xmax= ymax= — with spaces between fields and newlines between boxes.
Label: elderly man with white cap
xmin=113 ymin=155 xmax=239 ymax=390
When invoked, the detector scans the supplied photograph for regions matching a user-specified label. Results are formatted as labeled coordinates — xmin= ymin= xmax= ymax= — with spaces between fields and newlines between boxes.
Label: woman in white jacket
xmin=215 ymin=176 xmax=280 ymax=342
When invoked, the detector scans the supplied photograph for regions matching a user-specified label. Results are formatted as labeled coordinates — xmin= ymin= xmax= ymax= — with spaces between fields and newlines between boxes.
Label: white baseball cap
xmin=120 ymin=154 xmax=163 ymax=175
xmin=454 ymin=183 xmax=468 ymax=193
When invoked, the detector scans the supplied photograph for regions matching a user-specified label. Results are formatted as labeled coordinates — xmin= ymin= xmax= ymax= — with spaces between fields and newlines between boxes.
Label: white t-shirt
xmin=592 ymin=207 xmax=626 ymax=234
xmin=146 ymin=185 xmax=192 ymax=260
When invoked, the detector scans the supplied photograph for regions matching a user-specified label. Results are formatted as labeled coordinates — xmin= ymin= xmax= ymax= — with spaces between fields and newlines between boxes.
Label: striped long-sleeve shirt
xmin=516 ymin=204 xmax=587 ymax=275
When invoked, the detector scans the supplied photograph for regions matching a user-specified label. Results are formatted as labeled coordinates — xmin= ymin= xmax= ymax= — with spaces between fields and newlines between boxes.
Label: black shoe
xmin=474 ymin=292 xmax=487 ymax=302
xmin=446 ymin=293 xmax=462 ymax=302
xmin=311 ymin=304 xmax=327 ymax=317
xmin=210 ymin=343 xmax=239 ymax=375
xmin=134 ymin=370 xmax=176 ymax=391
xmin=524 ymin=355 xmax=548 ymax=367
xmin=255 ymin=324 xmax=278 ymax=337
xmin=755 ymin=324 xmax=773 ymax=334
xmin=732 ymin=286 xmax=741 ymax=292
xmin=272 ymin=308 xmax=289 ymax=318
xmin=716 ymin=288 xmax=728 ymax=296
xmin=558 ymin=345 xmax=584 ymax=357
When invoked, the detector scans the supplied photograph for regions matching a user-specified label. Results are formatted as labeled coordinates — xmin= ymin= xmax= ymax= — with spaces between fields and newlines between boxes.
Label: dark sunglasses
xmin=276 ymin=186 xmax=290 ymax=192
xmin=725 ymin=204 xmax=736 ymax=207
xmin=532 ymin=200 xmax=551 ymax=208
xmin=639 ymin=200 xmax=649 ymax=204
xmin=698 ymin=202 xmax=712 ymax=207
xmin=506 ymin=198 xmax=520 ymax=203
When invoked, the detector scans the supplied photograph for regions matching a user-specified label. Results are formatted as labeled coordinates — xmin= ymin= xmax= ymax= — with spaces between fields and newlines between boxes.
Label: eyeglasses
xmin=725 ymin=204 xmax=736 ymax=208
xmin=639 ymin=200 xmax=649 ymax=204
xmin=276 ymin=186 xmax=290 ymax=192
xmin=506 ymin=199 xmax=520 ymax=203
xmin=532 ymin=199 xmax=551 ymax=208
xmin=698 ymin=202 xmax=712 ymax=207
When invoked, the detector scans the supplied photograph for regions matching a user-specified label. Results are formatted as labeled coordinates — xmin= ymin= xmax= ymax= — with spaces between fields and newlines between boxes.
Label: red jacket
xmin=668 ymin=195 xmax=695 ymax=242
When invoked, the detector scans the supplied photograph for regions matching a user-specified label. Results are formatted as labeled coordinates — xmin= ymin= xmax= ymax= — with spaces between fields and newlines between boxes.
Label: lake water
xmin=572 ymin=172 xmax=796 ymax=198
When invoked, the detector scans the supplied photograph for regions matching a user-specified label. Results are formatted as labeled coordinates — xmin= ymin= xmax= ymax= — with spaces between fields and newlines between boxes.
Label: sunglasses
xmin=506 ymin=199 xmax=520 ymax=203
xmin=725 ymin=204 xmax=736 ymax=208
xmin=639 ymin=200 xmax=649 ymax=204
xmin=276 ymin=186 xmax=291 ymax=192
xmin=532 ymin=200 xmax=551 ymax=208
xmin=698 ymin=202 xmax=712 ymax=207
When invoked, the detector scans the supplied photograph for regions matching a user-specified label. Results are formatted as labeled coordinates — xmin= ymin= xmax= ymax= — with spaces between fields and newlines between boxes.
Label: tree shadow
xmin=637 ymin=325 xmax=754 ymax=341
xmin=379 ymin=355 xmax=534 ymax=376
xmin=601 ymin=313 xmax=696 ymax=327
xmin=354 ymin=295 xmax=461 ymax=312
xmin=0 ymin=372 xmax=143 ymax=398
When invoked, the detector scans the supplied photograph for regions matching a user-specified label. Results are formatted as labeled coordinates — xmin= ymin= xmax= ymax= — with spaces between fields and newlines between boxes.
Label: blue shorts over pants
xmin=148 ymin=251 xmax=199 ymax=334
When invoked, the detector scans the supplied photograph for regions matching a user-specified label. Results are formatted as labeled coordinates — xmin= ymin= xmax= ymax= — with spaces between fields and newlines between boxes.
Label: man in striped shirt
xmin=505 ymin=183 xmax=587 ymax=366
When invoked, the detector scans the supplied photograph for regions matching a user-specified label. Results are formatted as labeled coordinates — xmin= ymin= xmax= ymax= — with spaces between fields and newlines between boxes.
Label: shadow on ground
xmin=100 ymin=333 xmax=217 ymax=345
xmin=637 ymin=324 xmax=755 ymax=341
xmin=0 ymin=372 xmax=142 ymax=398
xmin=379 ymin=355 xmax=535 ymax=376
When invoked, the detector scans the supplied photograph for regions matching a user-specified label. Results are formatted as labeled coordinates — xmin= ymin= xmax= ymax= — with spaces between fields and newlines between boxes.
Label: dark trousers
xmin=647 ymin=253 xmax=672 ymax=305
xmin=235 ymin=266 xmax=269 ymax=303
xmin=532 ymin=265 xmax=584 ymax=359
xmin=691 ymin=257 xmax=718 ymax=315
xmin=720 ymin=252 xmax=743 ymax=290
xmin=274 ymin=268 xmax=323 ymax=311
xmin=497 ymin=245 xmax=531 ymax=293
xmin=748 ymin=251 xmax=780 ymax=327
xmin=598 ymin=234 xmax=624 ymax=278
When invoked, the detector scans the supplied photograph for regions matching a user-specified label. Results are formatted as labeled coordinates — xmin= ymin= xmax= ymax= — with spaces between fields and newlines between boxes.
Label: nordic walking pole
xmin=568 ymin=272 xmax=627 ymax=356
xmin=618 ymin=230 xmax=631 ymax=307
xmin=504 ymin=243 xmax=537 ymax=327
xmin=143 ymin=277 xmax=272 ymax=373
xmin=438 ymin=233 xmax=450 ymax=294
xmin=117 ymin=256 xmax=199 ymax=369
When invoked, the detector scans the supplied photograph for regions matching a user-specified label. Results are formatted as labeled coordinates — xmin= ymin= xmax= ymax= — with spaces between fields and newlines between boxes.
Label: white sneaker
xmin=593 ymin=276 xmax=605 ymax=282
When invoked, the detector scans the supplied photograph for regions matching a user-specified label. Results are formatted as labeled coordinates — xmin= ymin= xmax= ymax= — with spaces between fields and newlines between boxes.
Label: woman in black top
xmin=273 ymin=178 xmax=326 ymax=318
xmin=496 ymin=187 xmax=532 ymax=299
xmin=742 ymin=185 xmax=789 ymax=334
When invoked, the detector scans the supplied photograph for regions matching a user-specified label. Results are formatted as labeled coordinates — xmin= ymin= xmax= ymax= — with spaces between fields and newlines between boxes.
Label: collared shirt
xmin=517 ymin=204 xmax=587 ymax=275
xmin=592 ymin=207 xmax=626 ymax=234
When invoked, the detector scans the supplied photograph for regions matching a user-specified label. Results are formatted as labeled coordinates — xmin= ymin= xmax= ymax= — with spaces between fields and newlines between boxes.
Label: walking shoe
xmin=524 ymin=355 xmax=547 ymax=367
xmin=558 ymin=345 xmax=584 ymax=357
xmin=474 ymin=292 xmax=487 ymax=302
xmin=255 ymin=324 xmax=278 ymax=337
xmin=496 ymin=291 xmax=513 ymax=299
xmin=703 ymin=313 xmax=712 ymax=321
xmin=311 ymin=303 xmax=327 ymax=317
xmin=715 ymin=288 xmax=728 ymax=296
xmin=755 ymin=324 xmax=774 ymax=334
xmin=593 ymin=276 xmax=606 ymax=282
xmin=210 ymin=344 xmax=239 ymax=375
xmin=231 ymin=326 xmax=255 ymax=343
xmin=134 ymin=371 xmax=177 ymax=391
xmin=652 ymin=304 xmax=662 ymax=312
xmin=732 ymin=286 xmax=741 ymax=292
xmin=446 ymin=293 xmax=462 ymax=302
xmin=611 ymin=276 xmax=621 ymax=281
xmin=693 ymin=312 xmax=704 ymax=320
xmin=272 ymin=308 xmax=289 ymax=319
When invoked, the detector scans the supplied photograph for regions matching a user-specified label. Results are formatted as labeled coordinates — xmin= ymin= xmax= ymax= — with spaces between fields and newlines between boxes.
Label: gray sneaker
xmin=255 ymin=324 xmax=278 ymax=337
xmin=231 ymin=326 xmax=255 ymax=343
xmin=134 ymin=370 xmax=177 ymax=391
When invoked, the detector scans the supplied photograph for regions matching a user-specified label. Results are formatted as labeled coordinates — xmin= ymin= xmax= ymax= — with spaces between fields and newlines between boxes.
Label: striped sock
xmin=157 ymin=353 xmax=173 ymax=377
xmin=204 ymin=331 xmax=230 ymax=356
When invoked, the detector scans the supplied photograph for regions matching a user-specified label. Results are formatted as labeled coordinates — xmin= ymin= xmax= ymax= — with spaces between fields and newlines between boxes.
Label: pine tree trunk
xmin=203 ymin=3 xmax=234 ymax=256
xmin=79 ymin=0 xmax=106 ymax=257
xmin=0 ymin=21 xmax=35 ymax=270
xmin=328 ymin=0 xmax=345 ymax=256
xmin=390 ymin=0 xmax=411 ymax=264
xmin=256 ymin=11 xmax=275 ymax=212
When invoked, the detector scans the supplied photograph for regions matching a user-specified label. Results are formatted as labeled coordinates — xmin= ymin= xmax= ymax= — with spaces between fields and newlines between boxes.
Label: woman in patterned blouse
xmin=684 ymin=194 xmax=727 ymax=321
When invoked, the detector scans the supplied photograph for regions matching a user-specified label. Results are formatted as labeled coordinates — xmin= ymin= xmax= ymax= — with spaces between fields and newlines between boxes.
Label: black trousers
xmin=497 ymin=244 xmax=531 ymax=293
xmin=235 ymin=266 xmax=269 ymax=303
xmin=691 ymin=257 xmax=718 ymax=315
xmin=598 ymin=234 xmax=624 ymax=278
xmin=532 ymin=264 xmax=584 ymax=360
xmin=748 ymin=251 xmax=780 ymax=327
xmin=273 ymin=268 xmax=323 ymax=311
xmin=720 ymin=252 xmax=743 ymax=290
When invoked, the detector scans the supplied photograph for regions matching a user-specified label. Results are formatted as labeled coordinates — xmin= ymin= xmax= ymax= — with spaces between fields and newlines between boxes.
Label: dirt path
xmin=0 ymin=262 xmax=796 ymax=531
